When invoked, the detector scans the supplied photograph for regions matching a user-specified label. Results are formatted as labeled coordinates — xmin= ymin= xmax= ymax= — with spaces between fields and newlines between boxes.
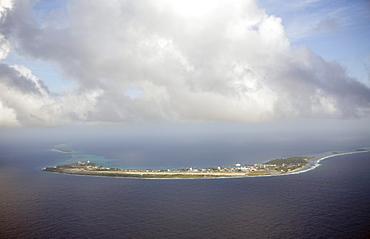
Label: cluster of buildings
xmin=46 ymin=160 xmax=306 ymax=175
xmin=186 ymin=162 xmax=306 ymax=173
xmin=186 ymin=163 xmax=279 ymax=173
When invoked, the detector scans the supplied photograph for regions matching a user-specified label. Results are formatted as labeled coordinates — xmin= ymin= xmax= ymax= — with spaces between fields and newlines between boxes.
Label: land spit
xmin=43 ymin=157 xmax=312 ymax=178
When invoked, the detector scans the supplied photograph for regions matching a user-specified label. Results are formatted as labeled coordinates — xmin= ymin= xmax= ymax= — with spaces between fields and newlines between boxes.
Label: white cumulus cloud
xmin=0 ymin=0 xmax=369 ymax=127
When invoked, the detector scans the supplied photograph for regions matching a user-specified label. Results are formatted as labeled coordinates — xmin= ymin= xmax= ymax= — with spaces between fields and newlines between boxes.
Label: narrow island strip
xmin=54 ymin=148 xmax=74 ymax=153
xmin=43 ymin=157 xmax=312 ymax=178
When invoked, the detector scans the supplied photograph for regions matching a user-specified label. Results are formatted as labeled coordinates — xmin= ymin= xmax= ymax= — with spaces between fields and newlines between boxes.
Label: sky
xmin=0 ymin=0 xmax=369 ymax=149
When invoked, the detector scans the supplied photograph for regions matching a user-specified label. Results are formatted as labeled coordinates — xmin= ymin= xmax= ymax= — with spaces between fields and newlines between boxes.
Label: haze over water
xmin=1 ymin=0 xmax=370 ymax=238
xmin=1 ymin=136 xmax=370 ymax=238
xmin=2 ymin=121 xmax=370 ymax=170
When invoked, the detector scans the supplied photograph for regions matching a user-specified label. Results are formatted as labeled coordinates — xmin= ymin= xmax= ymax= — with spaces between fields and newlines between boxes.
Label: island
xmin=54 ymin=148 xmax=74 ymax=153
xmin=43 ymin=157 xmax=312 ymax=178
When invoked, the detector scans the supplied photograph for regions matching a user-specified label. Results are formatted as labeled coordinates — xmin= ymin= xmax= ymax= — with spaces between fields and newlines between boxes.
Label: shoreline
xmin=43 ymin=157 xmax=310 ymax=179
xmin=43 ymin=164 xmax=308 ymax=179
xmin=43 ymin=149 xmax=369 ymax=179
xmin=278 ymin=150 xmax=369 ymax=176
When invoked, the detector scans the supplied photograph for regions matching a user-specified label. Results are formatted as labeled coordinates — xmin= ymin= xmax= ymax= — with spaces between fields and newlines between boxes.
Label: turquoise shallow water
xmin=54 ymin=152 xmax=115 ymax=168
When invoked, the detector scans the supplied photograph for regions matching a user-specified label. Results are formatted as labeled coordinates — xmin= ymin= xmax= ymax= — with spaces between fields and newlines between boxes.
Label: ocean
xmin=1 ymin=140 xmax=370 ymax=238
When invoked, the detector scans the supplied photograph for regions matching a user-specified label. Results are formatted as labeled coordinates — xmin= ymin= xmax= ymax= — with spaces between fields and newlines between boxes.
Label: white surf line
xmin=46 ymin=148 xmax=369 ymax=180
xmin=284 ymin=150 xmax=369 ymax=176
xmin=74 ymin=150 xmax=369 ymax=180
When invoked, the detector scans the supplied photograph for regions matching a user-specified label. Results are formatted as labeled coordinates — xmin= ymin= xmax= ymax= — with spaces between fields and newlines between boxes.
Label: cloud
xmin=0 ymin=62 xmax=103 ymax=127
xmin=0 ymin=0 xmax=369 ymax=127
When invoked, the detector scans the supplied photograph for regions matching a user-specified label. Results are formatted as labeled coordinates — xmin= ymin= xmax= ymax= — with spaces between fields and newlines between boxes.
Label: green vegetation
xmin=265 ymin=157 xmax=311 ymax=165
xmin=43 ymin=161 xmax=97 ymax=172
xmin=263 ymin=156 xmax=313 ymax=173
xmin=356 ymin=149 xmax=367 ymax=151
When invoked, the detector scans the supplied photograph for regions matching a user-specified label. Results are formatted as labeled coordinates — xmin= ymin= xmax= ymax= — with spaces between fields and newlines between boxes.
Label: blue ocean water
xmin=1 ymin=142 xmax=370 ymax=238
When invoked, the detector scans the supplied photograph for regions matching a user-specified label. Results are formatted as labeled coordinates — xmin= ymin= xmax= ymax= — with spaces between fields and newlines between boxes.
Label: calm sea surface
xmin=1 ymin=144 xmax=370 ymax=238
